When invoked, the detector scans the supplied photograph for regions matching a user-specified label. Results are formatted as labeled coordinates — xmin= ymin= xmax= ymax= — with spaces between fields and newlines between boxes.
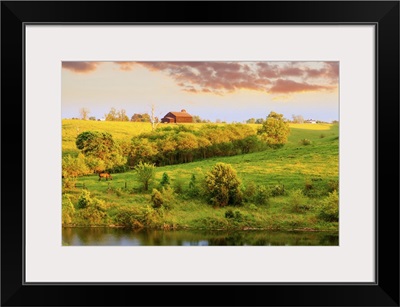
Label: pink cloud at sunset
xmin=63 ymin=61 xmax=339 ymax=96
xmin=62 ymin=62 xmax=99 ymax=73
xmin=269 ymin=79 xmax=334 ymax=94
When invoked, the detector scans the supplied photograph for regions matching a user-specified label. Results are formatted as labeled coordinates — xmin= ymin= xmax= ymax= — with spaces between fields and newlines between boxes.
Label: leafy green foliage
xmin=188 ymin=174 xmax=200 ymax=197
xmin=254 ymin=185 xmax=271 ymax=205
xmin=257 ymin=111 xmax=290 ymax=147
xmin=77 ymin=189 xmax=92 ymax=209
xmin=62 ymin=153 xmax=90 ymax=180
xmin=151 ymin=189 xmax=163 ymax=209
xmin=134 ymin=162 xmax=156 ymax=191
xmin=300 ymin=139 xmax=312 ymax=145
xmin=75 ymin=131 xmax=126 ymax=171
xmin=205 ymin=163 xmax=243 ymax=207
xmin=288 ymin=189 xmax=308 ymax=212
xmin=62 ymin=194 xmax=75 ymax=225
xmin=318 ymin=190 xmax=339 ymax=222
xmin=270 ymin=184 xmax=285 ymax=196
xmin=105 ymin=107 xmax=129 ymax=121
xmin=160 ymin=172 xmax=171 ymax=187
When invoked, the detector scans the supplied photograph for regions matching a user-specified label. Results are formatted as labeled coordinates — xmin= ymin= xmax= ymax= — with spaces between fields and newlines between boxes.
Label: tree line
xmin=62 ymin=112 xmax=291 ymax=182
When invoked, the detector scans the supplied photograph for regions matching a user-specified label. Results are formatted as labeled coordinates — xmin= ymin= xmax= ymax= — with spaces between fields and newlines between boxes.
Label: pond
xmin=62 ymin=227 xmax=339 ymax=246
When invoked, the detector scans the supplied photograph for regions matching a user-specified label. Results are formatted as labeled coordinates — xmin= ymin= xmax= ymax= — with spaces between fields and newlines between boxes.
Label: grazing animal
xmin=99 ymin=172 xmax=112 ymax=181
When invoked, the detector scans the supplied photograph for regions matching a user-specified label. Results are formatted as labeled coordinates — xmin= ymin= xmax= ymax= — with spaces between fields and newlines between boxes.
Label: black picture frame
xmin=1 ymin=1 xmax=399 ymax=306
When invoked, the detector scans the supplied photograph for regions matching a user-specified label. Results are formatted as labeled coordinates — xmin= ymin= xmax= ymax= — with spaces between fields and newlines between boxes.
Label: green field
xmin=62 ymin=119 xmax=339 ymax=232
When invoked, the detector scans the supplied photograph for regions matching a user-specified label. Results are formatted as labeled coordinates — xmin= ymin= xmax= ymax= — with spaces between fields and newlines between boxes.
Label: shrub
xmin=113 ymin=205 xmax=157 ymax=228
xmin=160 ymin=172 xmax=171 ymax=187
xmin=224 ymin=209 xmax=243 ymax=221
xmin=320 ymin=133 xmax=326 ymax=138
xmin=161 ymin=186 xmax=175 ymax=210
xmin=62 ymin=194 xmax=75 ymax=225
xmin=271 ymin=184 xmax=285 ymax=196
xmin=225 ymin=209 xmax=235 ymax=219
xmin=300 ymin=139 xmax=312 ymax=145
xmin=288 ymin=189 xmax=308 ymax=212
xmin=151 ymin=189 xmax=163 ymax=209
xmin=243 ymin=182 xmax=257 ymax=202
xmin=172 ymin=178 xmax=185 ymax=194
xmin=205 ymin=163 xmax=243 ymax=207
xmin=77 ymin=189 xmax=92 ymax=209
xmin=254 ymin=185 xmax=271 ymax=205
xmin=75 ymin=198 xmax=108 ymax=226
xmin=248 ymin=204 xmax=258 ymax=211
xmin=318 ymin=190 xmax=339 ymax=222
xmin=188 ymin=174 xmax=200 ymax=197
xmin=327 ymin=179 xmax=339 ymax=193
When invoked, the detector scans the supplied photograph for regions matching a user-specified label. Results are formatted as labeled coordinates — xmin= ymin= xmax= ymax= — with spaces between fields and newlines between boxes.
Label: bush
xmin=318 ymin=190 xmax=339 ymax=222
xmin=254 ymin=185 xmax=271 ymax=205
xmin=225 ymin=209 xmax=235 ymax=219
xmin=62 ymin=194 xmax=75 ymax=225
xmin=151 ymin=189 xmax=163 ymax=209
xmin=327 ymin=179 xmax=339 ymax=193
xmin=288 ymin=189 xmax=308 ymax=212
xmin=271 ymin=184 xmax=285 ymax=196
xmin=161 ymin=186 xmax=175 ymax=210
xmin=300 ymin=139 xmax=312 ymax=145
xmin=243 ymin=182 xmax=257 ymax=202
xmin=320 ymin=133 xmax=326 ymax=138
xmin=224 ymin=209 xmax=243 ymax=221
xmin=160 ymin=172 xmax=171 ymax=187
xmin=113 ymin=205 xmax=157 ymax=228
xmin=188 ymin=174 xmax=200 ymax=197
xmin=75 ymin=198 xmax=108 ymax=226
xmin=205 ymin=163 xmax=243 ymax=207
xmin=172 ymin=178 xmax=185 ymax=194
xmin=77 ymin=189 xmax=92 ymax=209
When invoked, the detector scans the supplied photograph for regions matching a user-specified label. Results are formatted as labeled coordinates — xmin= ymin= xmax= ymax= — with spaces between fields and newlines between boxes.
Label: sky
xmin=62 ymin=61 xmax=339 ymax=122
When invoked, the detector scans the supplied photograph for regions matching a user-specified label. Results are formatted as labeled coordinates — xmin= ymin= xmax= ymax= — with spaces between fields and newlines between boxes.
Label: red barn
xmin=161 ymin=109 xmax=193 ymax=123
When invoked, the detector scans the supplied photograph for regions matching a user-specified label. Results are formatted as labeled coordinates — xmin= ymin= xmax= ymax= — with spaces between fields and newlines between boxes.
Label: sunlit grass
xmin=63 ymin=120 xmax=339 ymax=231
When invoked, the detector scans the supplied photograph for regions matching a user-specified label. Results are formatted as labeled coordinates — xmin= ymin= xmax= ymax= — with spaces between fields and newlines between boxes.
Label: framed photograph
xmin=2 ymin=1 xmax=399 ymax=306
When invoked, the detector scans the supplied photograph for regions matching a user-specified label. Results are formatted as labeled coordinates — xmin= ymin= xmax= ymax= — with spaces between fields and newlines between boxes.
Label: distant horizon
xmin=62 ymin=61 xmax=339 ymax=123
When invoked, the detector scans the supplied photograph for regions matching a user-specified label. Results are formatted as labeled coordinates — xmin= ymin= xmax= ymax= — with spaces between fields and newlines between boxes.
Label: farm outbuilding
xmin=161 ymin=109 xmax=193 ymax=123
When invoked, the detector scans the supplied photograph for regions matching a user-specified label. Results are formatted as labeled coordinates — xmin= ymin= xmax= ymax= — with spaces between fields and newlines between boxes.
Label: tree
xmin=117 ymin=109 xmax=129 ymax=121
xmin=131 ymin=113 xmax=151 ymax=122
xmin=105 ymin=107 xmax=129 ymax=121
xmin=79 ymin=108 xmax=90 ymax=120
xmin=205 ymin=163 xmax=243 ymax=207
xmin=160 ymin=172 xmax=171 ymax=187
xmin=75 ymin=131 xmax=126 ymax=171
xmin=257 ymin=111 xmax=290 ymax=147
xmin=134 ymin=161 xmax=156 ymax=191
xmin=292 ymin=114 xmax=304 ymax=123
xmin=150 ymin=104 xmax=160 ymax=131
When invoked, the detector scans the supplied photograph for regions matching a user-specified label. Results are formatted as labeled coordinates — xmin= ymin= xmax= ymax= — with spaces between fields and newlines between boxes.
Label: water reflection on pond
xmin=62 ymin=227 xmax=338 ymax=246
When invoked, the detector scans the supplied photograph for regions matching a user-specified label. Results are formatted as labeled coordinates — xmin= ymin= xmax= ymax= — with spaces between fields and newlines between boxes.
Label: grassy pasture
xmin=62 ymin=119 xmax=339 ymax=231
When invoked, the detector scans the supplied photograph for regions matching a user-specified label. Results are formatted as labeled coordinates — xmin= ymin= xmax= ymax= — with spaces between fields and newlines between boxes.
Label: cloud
xmin=135 ymin=61 xmax=273 ymax=94
xmin=269 ymin=79 xmax=334 ymax=94
xmin=62 ymin=62 xmax=99 ymax=73
xmin=306 ymin=61 xmax=339 ymax=82
xmin=114 ymin=62 xmax=136 ymax=71
xmin=63 ymin=61 xmax=339 ymax=96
